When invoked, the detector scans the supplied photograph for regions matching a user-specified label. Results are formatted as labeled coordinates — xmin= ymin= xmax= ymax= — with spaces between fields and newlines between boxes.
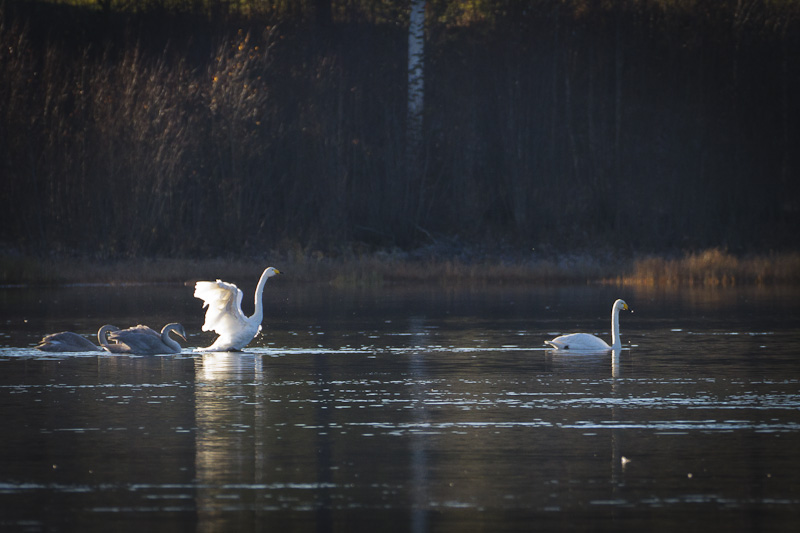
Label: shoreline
xmin=2 ymin=249 xmax=798 ymax=288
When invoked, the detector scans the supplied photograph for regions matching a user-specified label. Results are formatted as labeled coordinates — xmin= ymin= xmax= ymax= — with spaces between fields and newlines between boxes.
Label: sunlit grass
xmin=611 ymin=249 xmax=800 ymax=287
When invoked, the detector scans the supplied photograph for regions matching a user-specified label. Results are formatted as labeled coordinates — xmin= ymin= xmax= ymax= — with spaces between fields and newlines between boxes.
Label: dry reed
xmin=3 ymin=249 xmax=797 ymax=287
xmin=612 ymin=249 xmax=800 ymax=287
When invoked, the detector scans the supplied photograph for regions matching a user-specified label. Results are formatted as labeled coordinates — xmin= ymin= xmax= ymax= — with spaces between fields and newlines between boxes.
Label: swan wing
xmin=102 ymin=343 xmax=132 ymax=354
xmin=36 ymin=331 xmax=100 ymax=352
xmin=194 ymin=280 xmax=249 ymax=336
xmin=545 ymin=333 xmax=610 ymax=352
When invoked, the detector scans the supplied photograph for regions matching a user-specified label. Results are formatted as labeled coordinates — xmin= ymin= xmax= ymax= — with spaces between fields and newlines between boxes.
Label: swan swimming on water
xmin=36 ymin=324 xmax=121 ymax=352
xmin=545 ymin=299 xmax=632 ymax=352
xmin=194 ymin=266 xmax=281 ymax=351
xmin=105 ymin=323 xmax=187 ymax=354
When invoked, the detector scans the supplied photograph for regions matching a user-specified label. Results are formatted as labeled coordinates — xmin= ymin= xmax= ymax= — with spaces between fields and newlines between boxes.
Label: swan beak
xmin=623 ymin=302 xmax=632 ymax=312
xmin=274 ymin=269 xmax=282 ymax=275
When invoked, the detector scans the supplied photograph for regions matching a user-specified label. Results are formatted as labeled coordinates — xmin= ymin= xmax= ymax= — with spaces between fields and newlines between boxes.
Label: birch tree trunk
xmin=403 ymin=0 xmax=426 ymax=229
xmin=406 ymin=0 xmax=425 ymax=180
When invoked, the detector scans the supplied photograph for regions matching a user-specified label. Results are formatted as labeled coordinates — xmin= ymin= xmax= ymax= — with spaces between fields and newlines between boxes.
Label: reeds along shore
xmin=2 ymin=249 xmax=798 ymax=287
xmin=613 ymin=250 xmax=800 ymax=288
xmin=1 ymin=1 xmax=799 ymax=261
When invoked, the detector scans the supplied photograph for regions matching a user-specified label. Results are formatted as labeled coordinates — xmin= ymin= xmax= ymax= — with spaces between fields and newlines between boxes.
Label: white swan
xmin=105 ymin=323 xmax=187 ymax=354
xmin=545 ymin=299 xmax=631 ymax=352
xmin=194 ymin=266 xmax=281 ymax=351
xmin=36 ymin=324 xmax=121 ymax=352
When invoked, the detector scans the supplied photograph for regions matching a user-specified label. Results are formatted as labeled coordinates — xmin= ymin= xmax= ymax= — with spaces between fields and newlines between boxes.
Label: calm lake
xmin=1 ymin=282 xmax=799 ymax=532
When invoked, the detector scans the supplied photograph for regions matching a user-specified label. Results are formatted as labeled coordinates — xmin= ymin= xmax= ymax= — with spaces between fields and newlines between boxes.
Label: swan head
xmin=265 ymin=267 xmax=281 ymax=277
xmin=167 ymin=323 xmax=187 ymax=341
xmin=98 ymin=324 xmax=120 ymax=336
xmin=614 ymin=299 xmax=631 ymax=312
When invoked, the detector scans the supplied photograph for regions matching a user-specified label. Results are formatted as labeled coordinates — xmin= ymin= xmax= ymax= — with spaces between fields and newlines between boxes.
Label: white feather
xmin=194 ymin=267 xmax=280 ymax=351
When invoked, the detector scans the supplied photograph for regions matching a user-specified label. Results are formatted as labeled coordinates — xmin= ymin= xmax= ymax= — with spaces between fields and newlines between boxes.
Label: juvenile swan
xmin=105 ymin=323 xmax=187 ymax=354
xmin=545 ymin=299 xmax=631 ymax=352
xmin=194 ymin=266 xmax=281 ymax=351
xmin=36 ymin=324 xmax=121 ymax=352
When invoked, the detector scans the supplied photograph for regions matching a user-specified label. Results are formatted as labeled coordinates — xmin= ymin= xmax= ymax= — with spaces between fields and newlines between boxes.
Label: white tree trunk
xmin=406 ymin=0 xmax=425 ymax=168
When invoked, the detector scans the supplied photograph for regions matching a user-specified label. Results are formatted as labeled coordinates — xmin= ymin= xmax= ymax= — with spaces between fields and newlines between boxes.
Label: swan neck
xmin=251 ymin=268 xmax=271 ymax=321
xmin=97 ymin=325 xmax=115 ymax=347
xmin=610 ymin=306 xmax=621 ymax=350
xmin=161 ymin=325 xmax=181 ymax=351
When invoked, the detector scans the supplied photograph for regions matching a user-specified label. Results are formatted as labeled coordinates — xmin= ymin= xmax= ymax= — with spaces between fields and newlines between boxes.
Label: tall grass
xmin=618 ymin=250 xmax=800 ymax=287
xmin=1 ymin=13 xmax=274 ymax=256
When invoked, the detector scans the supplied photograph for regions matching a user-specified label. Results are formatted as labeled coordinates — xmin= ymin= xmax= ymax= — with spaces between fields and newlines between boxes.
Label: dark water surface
xmin=1 ymin=283 xmax=799 ymax=532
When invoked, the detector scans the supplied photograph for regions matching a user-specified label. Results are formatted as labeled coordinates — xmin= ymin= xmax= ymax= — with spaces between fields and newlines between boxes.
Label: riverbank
xmin=2 ymin=249 xmax=798 ymax=287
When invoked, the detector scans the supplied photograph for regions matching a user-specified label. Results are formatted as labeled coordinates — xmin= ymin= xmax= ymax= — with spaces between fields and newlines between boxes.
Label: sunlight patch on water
xmin=686 ymin=331 xmax=775 ymax=336
xmin=341 ymin=420 xmax=554 ymax=435
xmin=564 ymin=419 xmax=800 ymax=432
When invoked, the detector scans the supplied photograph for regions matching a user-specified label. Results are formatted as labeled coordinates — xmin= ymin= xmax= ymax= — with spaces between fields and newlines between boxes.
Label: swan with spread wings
xmin=194 ymin=266 xmax=281 ymax=351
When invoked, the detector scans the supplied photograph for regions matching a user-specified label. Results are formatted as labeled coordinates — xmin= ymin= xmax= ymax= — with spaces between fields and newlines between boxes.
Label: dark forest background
xmin=2 ymin=0 xmax=799 ymax=261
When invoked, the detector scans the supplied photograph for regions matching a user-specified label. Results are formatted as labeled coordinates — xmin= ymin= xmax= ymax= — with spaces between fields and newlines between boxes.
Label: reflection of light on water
xmin=218 ymin=482 xmax=339 ymax=490
xmin=195 ymin=351 xmax=271 ymax=520
xmin=687 ymin=331 xmax=775 ymax=336
xmin=198 ymin=352 xmax=258 ymax=381
xmin=0 ymin=347 xmax=100 ymax=360
xmin=565 ymin=419 xmax=800 ymax=432
xmin=330 ymin=417 xmax=800 ymax=435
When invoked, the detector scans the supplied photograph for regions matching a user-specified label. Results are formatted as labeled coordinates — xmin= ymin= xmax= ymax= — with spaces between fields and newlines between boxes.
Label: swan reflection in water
xmin=197 ymin=352 xmax=263 ymax=381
